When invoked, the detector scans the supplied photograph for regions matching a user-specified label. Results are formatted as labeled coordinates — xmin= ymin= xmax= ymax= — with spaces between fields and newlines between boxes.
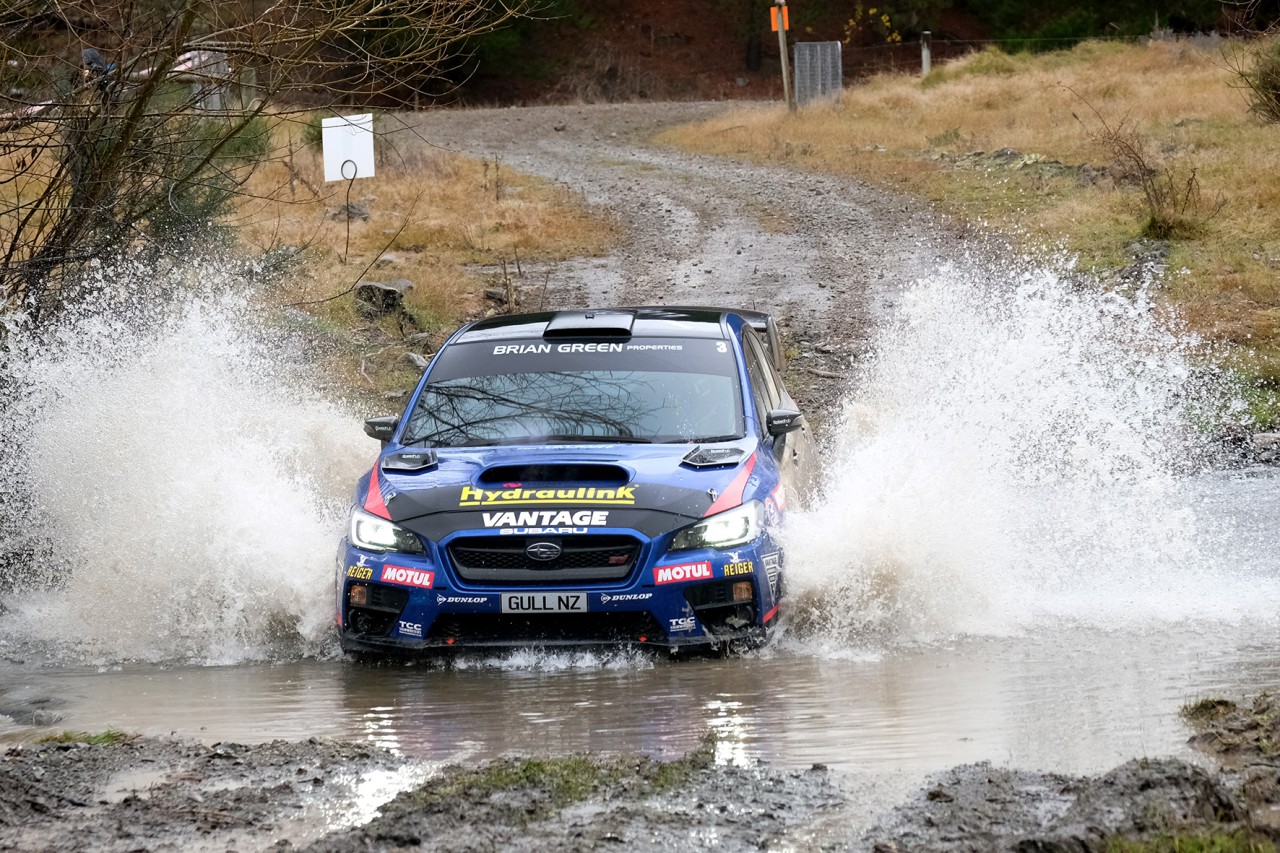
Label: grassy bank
xmin=658 ymin=37 xmax=1280 ymax=428
xmin=235 ymin=114 xmax=617 ymax=399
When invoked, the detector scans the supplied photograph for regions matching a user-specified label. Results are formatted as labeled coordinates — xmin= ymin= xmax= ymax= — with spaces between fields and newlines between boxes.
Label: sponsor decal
xmin=346 ymin=565 xmax=373 ymax=580
xmin=461 ymin=485 xmax=635 ymax=508
xmin=380 ymin=565 xmax=435 ymax=589
xmin=492 ymin=343 xmax=624 ymax=355
xmin=762 ymin=552 xmax=782 ymax=599
xmin=599 ymin=592 xmax=654 ymax=604
xmin=723 ymin=560 xmax=755 ymax=577
xmin=653 ymin=561 xmax=713 ymax=585
xmin=624 ymin=343 xmax=683 ymax=351
xmin=397 ymin=621 xmax=423 ymax=638
xmin=436 ymin=594 xmax=489 ymax=605
xmin=669 ymin=616 xmax=698 ymax=632
xmin=498 ymin=527 xmax=587 ymax=536
xmin=482 ymin=510 xmax=609 ymax=527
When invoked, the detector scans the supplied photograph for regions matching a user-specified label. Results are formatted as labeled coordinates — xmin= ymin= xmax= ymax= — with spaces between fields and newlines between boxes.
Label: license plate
xmin=500 ymin=592 xmax=589 ymax=614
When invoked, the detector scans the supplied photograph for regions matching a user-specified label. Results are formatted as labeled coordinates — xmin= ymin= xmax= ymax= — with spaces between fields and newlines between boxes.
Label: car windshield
xmin=402 ymin=338 xmax=744 ymax=447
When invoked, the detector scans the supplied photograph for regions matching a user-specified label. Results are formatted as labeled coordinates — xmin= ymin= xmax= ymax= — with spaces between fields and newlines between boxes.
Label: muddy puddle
xmin=5 ymin=611 xmax=1279 ymax=783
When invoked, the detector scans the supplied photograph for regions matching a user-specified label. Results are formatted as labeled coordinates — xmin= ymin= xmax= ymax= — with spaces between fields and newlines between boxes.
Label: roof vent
xmin=543 ymin=310 xmax=635 ymax=338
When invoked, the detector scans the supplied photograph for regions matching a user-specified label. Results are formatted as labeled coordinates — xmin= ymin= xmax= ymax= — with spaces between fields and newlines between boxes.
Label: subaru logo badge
xmin=526 ymin=541 xmax=562 ymax=561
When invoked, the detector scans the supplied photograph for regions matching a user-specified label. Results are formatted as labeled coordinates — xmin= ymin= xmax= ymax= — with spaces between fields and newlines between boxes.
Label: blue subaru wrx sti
xmin=337 ymin=307 xmax=815 ymax=655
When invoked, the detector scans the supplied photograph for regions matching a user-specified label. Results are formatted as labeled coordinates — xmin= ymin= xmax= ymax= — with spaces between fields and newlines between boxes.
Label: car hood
xmin=366 ymin=442 xmax=759 ymax=541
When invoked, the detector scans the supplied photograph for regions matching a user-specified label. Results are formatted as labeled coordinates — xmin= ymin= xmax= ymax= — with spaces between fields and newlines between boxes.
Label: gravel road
xmin=396 ymin=101 xmax=966 ymax=431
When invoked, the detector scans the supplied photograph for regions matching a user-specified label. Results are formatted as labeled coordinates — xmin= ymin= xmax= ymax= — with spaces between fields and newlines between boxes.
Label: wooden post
xmin=921 ymin=31 xmax=932 ymax=77
xmin=774 ymin=0 xmax=794 ymax=112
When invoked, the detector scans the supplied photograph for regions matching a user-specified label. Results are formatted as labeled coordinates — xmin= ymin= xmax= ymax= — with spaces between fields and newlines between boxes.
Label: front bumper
xmin=335 ymin=538 xmax=782 ymax=653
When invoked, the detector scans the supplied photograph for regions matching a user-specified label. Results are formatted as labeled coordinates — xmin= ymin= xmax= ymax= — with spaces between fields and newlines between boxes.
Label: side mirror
xmin=766 ymin=408 xmax=805 ymax=437
xmin=363 ymin=415 xmax=400 ymax=445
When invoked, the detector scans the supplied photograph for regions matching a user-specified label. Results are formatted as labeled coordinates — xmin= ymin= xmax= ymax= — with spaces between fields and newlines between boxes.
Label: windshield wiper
xmin=537 ymin=434 xmax=653 ymax=444
xmin=665 ymin=434 xmax=741 ymax=444
xmin=408 ymin=437 xmax=501 ymax=448
xmin=410 ymin=434 xmax=653 ymax=447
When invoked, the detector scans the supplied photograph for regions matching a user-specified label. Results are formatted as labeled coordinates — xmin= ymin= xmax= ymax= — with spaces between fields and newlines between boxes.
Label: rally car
xmin=337 ymin=306 xmax=815 ymax=654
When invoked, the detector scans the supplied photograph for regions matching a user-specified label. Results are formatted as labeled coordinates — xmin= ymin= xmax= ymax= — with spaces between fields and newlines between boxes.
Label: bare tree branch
xmin=0 ymin=0 xmax=537 ymax=325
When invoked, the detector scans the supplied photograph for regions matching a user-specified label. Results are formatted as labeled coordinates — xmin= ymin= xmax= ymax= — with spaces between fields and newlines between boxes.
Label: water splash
xmin=450 ymin=648 xmax=656 ymax=672
xmin=0 ymin=260 xmax=369 ymax=664
xmin=780 ymin=258 xmax=1278 ymax=651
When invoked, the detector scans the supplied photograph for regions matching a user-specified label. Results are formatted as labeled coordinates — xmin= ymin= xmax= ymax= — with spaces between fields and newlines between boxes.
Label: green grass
xmin=1107 ymin=831 xmax=1276 ymax=852
xmin=414 ymin=754 xmax=631 ymax=811
xmin=1181 ymin=698 xmax=1237 ymax=726
xmin=1241 ymin=384 xmax=1280 ymax=431
xmin=36 ymin=729 xmax=134 ymax=745
xmin=410 ymin=732 xmax=717 ymax=822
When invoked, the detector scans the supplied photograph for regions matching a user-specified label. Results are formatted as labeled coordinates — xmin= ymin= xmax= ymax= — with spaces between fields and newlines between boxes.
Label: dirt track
xmin=395 ymin=101 xmax=967 ymax=431
xmin=4 ymin=103 xmax=1275 ymax=851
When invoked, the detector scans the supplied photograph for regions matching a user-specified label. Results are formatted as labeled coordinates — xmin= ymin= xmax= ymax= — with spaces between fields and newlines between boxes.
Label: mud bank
xmin=5 ymin=702 xmax=1279 ymax=852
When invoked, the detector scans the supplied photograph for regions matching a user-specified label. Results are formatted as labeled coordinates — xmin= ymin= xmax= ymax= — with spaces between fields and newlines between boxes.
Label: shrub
xmin=1240 ymin=37 xmax=1280 ymax=124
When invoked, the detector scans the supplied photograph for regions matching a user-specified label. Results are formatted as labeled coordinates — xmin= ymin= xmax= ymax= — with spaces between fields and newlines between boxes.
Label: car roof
xmin=454 ymin=307 xmax=748 ymax=343
xmin=452 ymin=306 xmax=787 ymax=371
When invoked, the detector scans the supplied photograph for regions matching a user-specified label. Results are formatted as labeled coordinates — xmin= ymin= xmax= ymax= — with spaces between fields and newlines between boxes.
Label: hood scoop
xmin=478 ymin=463 xmax=630 ymax=485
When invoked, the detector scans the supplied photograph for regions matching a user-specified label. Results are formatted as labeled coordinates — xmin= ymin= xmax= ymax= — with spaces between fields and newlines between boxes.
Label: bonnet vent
xmin=478 ymin=463 xmax=630 ymax=485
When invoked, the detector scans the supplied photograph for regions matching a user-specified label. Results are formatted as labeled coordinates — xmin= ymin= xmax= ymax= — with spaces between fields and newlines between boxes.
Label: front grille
xmin=427 ymin=612 xmax=665 ymax=645
xmin=448 ymin=535 xmax=640 ymax=586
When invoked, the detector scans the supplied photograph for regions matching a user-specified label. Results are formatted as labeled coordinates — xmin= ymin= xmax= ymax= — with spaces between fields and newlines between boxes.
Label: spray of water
xmin=780 ymin=257 xmax=1278 ymax=652
xmin=2 ymin=255 xmax=1273 ymax=666
xmin=0 ymin=259 xmax=370 ymax=664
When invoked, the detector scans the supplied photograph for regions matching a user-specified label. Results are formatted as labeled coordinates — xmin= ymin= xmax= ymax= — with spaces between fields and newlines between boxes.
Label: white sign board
xmin=321 ymin=113 xmax=375 ymax=182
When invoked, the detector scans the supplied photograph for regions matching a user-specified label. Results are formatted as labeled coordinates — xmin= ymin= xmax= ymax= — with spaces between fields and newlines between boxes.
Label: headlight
xmin=671 ymin=501 xmax=764 ymax=551
xmin=348 ymin=507 xmax=426 ymax=554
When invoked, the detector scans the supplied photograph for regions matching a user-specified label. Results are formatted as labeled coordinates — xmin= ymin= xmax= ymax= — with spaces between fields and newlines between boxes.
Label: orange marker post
xmin=772 ymin=0 xmax=794 ymax=111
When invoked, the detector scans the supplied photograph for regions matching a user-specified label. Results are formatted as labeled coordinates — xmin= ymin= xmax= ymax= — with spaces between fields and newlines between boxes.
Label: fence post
xmin=921 ymin=31 xmax=932 ymax=77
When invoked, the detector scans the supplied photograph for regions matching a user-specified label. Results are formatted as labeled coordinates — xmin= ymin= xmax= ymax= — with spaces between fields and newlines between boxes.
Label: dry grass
xmin=658 ymin=38 xmax=1280 ymax=409
xmin=240 ymin=114 xmax=614 ymax=318
xmin=231 ymin=113 xmax=618 ymax=398
xmin=1 ymin=110 xmax=615 ymax=402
